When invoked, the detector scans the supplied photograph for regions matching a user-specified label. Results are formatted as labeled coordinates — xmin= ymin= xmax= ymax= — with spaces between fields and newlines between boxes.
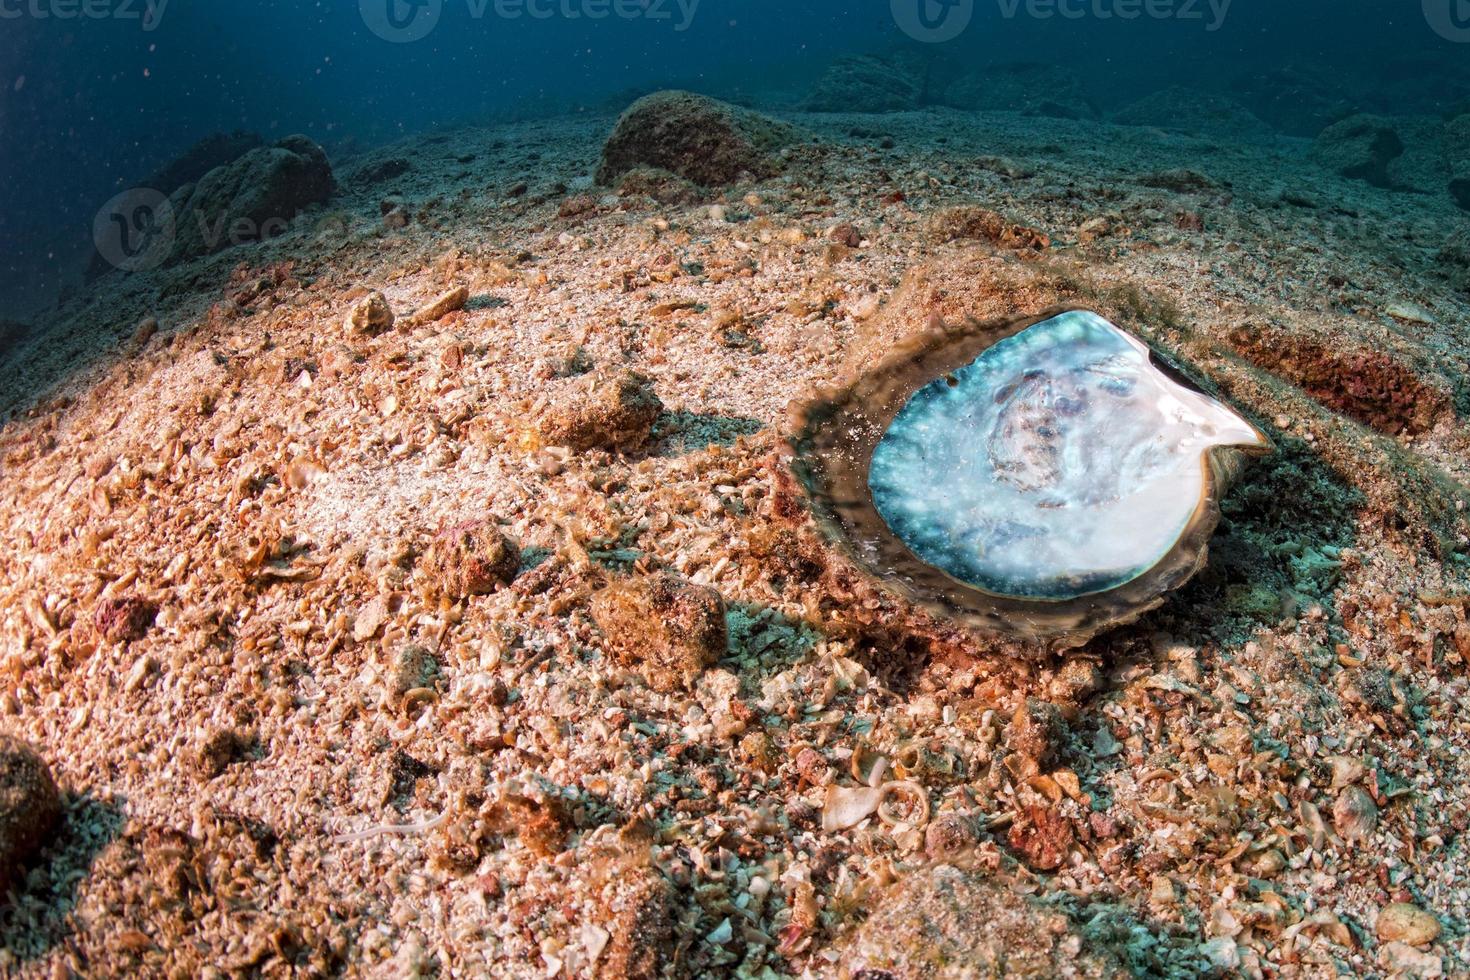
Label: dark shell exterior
xmin=787 ymin=306 xmax=1273 ymax=651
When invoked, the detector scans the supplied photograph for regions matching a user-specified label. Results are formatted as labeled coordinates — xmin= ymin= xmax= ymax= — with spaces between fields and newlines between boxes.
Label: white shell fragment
xmin=868 ymin=311 xmax=1267 ymax=600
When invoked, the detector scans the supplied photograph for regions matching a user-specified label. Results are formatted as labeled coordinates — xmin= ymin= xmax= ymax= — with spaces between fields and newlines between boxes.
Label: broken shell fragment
xmin=789 ymin=308 xmax=1271 ymax=649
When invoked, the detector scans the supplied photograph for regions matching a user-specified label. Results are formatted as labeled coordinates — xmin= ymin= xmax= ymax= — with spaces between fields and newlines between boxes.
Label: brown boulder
xmin=597 ymin=91 xmax=796 ymax=187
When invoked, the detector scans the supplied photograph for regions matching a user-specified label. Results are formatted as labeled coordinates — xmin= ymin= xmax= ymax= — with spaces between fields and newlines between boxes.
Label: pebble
xmin=390 ymin=644 xmax=439 ymax=699
xmin=1375 ymin=903 xmax=1441 ymax=946
xmin=1379 ymin=942 xmax=1444 ymax=977
xmin=828 ymin=223 xmax=861 ymax=248
xmin=424 ymin=521 xmax=520 ymax=599
xmin=345 ymin=291 xmax=395 ymax=337
xmin=1385 ymin=301 xmax=1436 ymax=325
xmin=590 ymin=574 xmax=726 ymax=693
xmin=527 ymin=369 xmax=663 ymax=454
xmin=1332 ymin=785 xmax=1378 ymax=840
xmin=1006 ymin=698 xmax=1065 ymax=772
xmin=413 ymin=286 xmax=469 ymax=325
xmin=93 ymin=596 xmax=156 ymax=645
xmin=923 ymin=811 xmax=979 ymax=862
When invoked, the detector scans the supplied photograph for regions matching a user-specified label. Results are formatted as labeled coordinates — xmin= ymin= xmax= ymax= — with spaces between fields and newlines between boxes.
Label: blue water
xmin=1 ymin=0 xmax=1467 ymax=317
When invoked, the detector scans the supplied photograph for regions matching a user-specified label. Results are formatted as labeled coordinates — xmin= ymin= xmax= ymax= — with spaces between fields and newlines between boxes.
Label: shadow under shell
xmin=789 ymin=307 xmax=1272 ymax=650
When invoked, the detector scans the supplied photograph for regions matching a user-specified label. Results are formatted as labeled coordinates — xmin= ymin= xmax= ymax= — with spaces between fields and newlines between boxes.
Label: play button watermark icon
xmin=892 ymin=0 xmax=973 ymax=42
xmin=93 ymin=188 xmax=176 ymax=273
xmin=1425 ymin=0 xmax=1470 ymax=41
xmin=361 ymin=0 xmax=443 ymax=43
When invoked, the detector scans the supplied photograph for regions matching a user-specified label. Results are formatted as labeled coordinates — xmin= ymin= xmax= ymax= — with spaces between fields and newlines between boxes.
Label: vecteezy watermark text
xmin=0 ymin=0 xmax=168 ymax=29
xmin=894 ymin=0 xmax=1230 ymax=42
xmin=998 ymin=0 xmax=1231 ymax=30
xmin=361 ymin=0 xmax=699 ymax=43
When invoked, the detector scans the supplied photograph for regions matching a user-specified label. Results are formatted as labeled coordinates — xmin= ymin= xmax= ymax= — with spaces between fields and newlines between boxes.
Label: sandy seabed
xmin=1 ymin=102 xmax=1469 ymax=977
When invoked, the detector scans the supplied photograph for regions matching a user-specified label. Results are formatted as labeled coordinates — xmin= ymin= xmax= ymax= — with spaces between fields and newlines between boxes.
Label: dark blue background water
xmin=0 ymin=0 xmax=1465 ymax=317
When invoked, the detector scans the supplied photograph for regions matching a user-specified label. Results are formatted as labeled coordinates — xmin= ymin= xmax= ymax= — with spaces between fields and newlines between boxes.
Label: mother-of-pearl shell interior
xmin=868 ymin=311 xmax=1268 ymax=600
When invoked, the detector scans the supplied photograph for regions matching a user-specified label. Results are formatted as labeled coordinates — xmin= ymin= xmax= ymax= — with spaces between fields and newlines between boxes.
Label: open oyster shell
xmin=789 ymin=307 xmax=1272 ymax=650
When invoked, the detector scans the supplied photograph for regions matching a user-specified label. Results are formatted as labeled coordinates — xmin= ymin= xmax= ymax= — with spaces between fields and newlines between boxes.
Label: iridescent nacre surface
xmin=868 ymin=311 xmax=1265 ymax=600
xmin=788 ymin=306 xmax=1272 ymax=649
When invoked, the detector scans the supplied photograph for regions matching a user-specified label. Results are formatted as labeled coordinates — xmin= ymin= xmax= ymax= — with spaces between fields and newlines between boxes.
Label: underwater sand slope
xmin=0 ymin=92 xmax=1467 ymax=977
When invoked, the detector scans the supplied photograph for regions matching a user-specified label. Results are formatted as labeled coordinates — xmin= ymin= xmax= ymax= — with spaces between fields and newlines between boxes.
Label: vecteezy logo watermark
xmin=897 ymin=0 xmax=1232 ymax=40
xmin=93 ymin=188 xmax=176 ymax=273
xmin=360 ymin=0 xmax=442 ymax=43
xmin=0 ymin=0 xmax=169 ymax=30
xmin=1001 ymin=0 xmax=1232 ymax=30
xmin=892 ymin=0 xmax=974 ymax=43
xmin=362 ymin=0 xmax=700 ymax=42
xmin=1424 ymin=0 xmax=1470 ymax=42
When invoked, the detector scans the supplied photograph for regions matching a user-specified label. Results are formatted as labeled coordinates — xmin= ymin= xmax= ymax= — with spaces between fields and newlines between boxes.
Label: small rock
xmin=1007 ymin=698 xmax=1066 ymax=772
xmin=1150 ymin=875 xmax=1177 ymax=907
xmin=344 ymin=291 xmax=394 ymax=337
xmin=351 ymin=157 xmax=411 ymax=185
xmin=353 ymin=594 xmax=391 ymax=642
xmin=1138 ymin=168 xmax=1218 ymax=193
xmin=600 ymin=866 xmax=675 ymax=980
xmin=924 ymin=811 xmax=979 ymax=863
xmin=591 ymin=574 xmax=726 ymax=693
xmin=1328 ymin=754 xmax=1369 ymax=790
xmin=1332 ymin=785 xmax=1378 ymax=841
xmin=93 ymin=596 xmax=156 ymax=644
xmin=413 ymin=286 xmax=469 ymax=325
xmin=835 ymin=864 xmax=1123 ymax=975
xmin=1075 ymin=216 xmax=1112 ymax=245
xmin=1311 ymin=114 xmax=1405 ymax=188
xmin=1048 ymin=659 xmax=1104 ymax=704
xmin=1376 ymin=903 xmax=1442 ymax=947
xmin=383 ymin=205 xmax=410 ymax=229
xmin=390 ymin=644 xmax=439 ymax=698
xmin=195 ymin=727 xmax=250 ymax=781
xmin=1379 ymin=941 xmax=1444 ymax=978
xmin=597 ymin=90 xmax=796 ymax=187
xmin=1199 ymin=937 xmax=1241 ymax=971
xmin=423 ymin=521 xmax=520 ymax=599
xmin=1386 ymin=300 xmax=1437 ymax=325
xmin=1006 ymin=805 xmax=1074 ymax=871
xmin=496 ymin=793 xmax=572 ymax=857
xmin=0 ymin=734 xmax=62 ymax=889
xmin=528 ymin=369 xmax=663 ymax=453
xmin=927 ymin=205 xmax=1049 ymax=250
xmin=127 ymin=317 xmax=159 ymax=355
xmin=558 ymin=194 xmax=598 ymax=219
xmin=123 ymin=654 xmax=157 ymax=693
xmin=320 ymin=345 xmax=358 ymax=378
xmin=439 ymin=343 xmax=464 ymax=372
xmin=828 ymin=223 xmax=862 ymax=248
